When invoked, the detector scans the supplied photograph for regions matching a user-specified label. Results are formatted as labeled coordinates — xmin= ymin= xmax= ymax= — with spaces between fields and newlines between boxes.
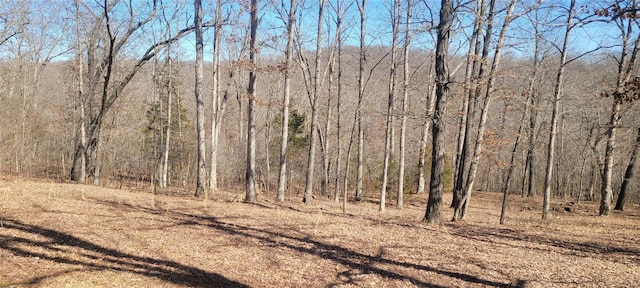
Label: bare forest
xmin=1 ymin=0 xmax=639 ymax=286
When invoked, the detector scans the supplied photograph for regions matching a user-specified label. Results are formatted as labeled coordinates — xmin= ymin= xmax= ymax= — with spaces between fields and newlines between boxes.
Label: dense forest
xmin=0 ymin=0 xmax=639 ymax=223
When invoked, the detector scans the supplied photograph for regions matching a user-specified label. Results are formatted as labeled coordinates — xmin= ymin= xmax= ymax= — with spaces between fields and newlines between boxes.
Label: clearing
xmin=0 ymin=176 xmax=638 ymax=287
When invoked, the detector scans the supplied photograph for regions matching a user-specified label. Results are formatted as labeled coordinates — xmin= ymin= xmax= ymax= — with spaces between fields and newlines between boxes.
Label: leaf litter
xmin=0 ymin=176 xmax=638 ymax=287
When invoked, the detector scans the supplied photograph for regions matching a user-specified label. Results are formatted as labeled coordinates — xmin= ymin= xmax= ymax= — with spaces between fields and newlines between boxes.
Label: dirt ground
xmin=0 ymin=176 xmax=638 ymax=287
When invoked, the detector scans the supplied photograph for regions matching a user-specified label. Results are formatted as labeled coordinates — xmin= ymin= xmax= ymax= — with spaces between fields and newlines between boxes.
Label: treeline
xmin=0 ymin=0 xmax=638 ymax=223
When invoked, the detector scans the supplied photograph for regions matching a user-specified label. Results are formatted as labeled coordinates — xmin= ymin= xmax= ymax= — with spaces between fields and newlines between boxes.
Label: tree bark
xmin=454 ymin=0 xmax=518 ymax=221
xmin=277 ymin=0 xmax=296 ymax=202
xmin=333 ymin=0 xmax=344 ymax=203
xmin=615 ymin=127 xmax=640 ymax=210
xmin=161 ymin=55 xmax=172 ymax=189
xmin=381 ymin=0 xmax=400 ymax=212
xmin=397 ymin=0 xmax=412 ymax=209
xmin=543 ymin=0 xmax=575 ymax=220
xmin=194 ymin=0 xmax=207 ymax=197
xmin=71 ymin=0 xmax=86 ymax=183
xmin=245 ymin=0 xmax=259 ymax=203
xmin=503 ymin=18 xmax=541 ymax=222
xmin=524 ymin=95 xmax=538 ymax=197
xmin=210 ymin=0 xmax=227 ymax=195
xmin=501 ymin=83 xmax=530 ymax=225
xmin=355 ymin=0 xmax=366 ymax=202
xmin=452 ymin=0 xmax=486 ymax=208
xmin=599 ymin=102 xmax=619 ymax=215
xmin=416 ymin=80 xmax=436 ymax=195
xmin=424 ymin=0 xmax=453 ymax=225
xmin=70 ymin=0 xmax=196 ymax=185
xmin=600 ymin=2 xmax=640 ymax=215
xmin=303 ymin=0 xmax=326 ymax=205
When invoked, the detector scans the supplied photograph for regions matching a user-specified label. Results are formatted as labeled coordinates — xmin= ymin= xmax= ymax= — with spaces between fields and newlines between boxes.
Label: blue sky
xmin=0 ymin=0 xmax=623 ymax=64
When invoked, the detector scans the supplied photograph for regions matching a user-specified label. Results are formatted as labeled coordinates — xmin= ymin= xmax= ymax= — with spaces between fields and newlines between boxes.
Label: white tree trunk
xmin=543 ymin=0 xmax=575 ymax=219
xmin=454 ymin=0 xmax=518 ymax=221
xmin=380 ymin=0 xmax=400 ymax=212
xmin=303 ymin=0 xmax=326 ymax=205
xmin=277 ymin=0 xmax=296 ymax=202
xmin=397 ymin=0 xmax=412 ymax=209
xmin=210 ymin=0 xmax=226 ymax=195
xmin=194 ymin=0 xmax=207 ymax=196
xmin=245 ymin=0 xmax=259 ymax=203
xmin=355 ymin=0 xmax=366 ymax=202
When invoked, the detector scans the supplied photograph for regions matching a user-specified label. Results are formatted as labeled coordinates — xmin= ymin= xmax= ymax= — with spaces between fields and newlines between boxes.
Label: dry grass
xmin=0 ymin=176 xmax=638 ymax=287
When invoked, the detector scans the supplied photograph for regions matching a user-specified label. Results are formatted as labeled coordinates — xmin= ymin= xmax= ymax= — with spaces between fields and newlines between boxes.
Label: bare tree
xmin=522 ymin=6 xmax=549 ymax=198
xmin=70 ymin=0 xmax=199 ymax=186
xmin=542 ymin=0 xmax=575 ymax=220
xmin=303 ymin=0 xmax=326 ymax=204
xmin=424 ymin=0 xmax=453 ymax=224
xmin=596 ymin=0 xmax=640 ymax=215
xmin=194 ymin=0 xmax=207 ymax=196
xmin=210 ymin=0 xmax=228 ymax=195
xmin=615 ymin=127 xmax=640 ymax=210
xmin=380 ymin=0 xmax=400 ymax=212
xmin=355 ymin=0 xmax=367 ymax=202
xmin=331 ymin=0 xmax=347 ymax=204
xmin=245 ymin=0 xmax=259 ymax=203
xmin=452 ymin=0 xmax=487 ymax=208
xmin=0 ymin=1 xmax=27 ymax=47
xmin=71 ymin=0 xmax=86 ymax=183
xmin=159 ymin=7 xmax=180 ymax=190
xmin=522 ymin=10 xmax=547 ymax=198
xmin=416 ymin=78 xmax=436 ymax=195
xmin=277 ymin=0 xmax=297 ymax=202
xmin=397 ymin=0 xmax=412 ymax=209
xmin=502 ymin=2 xmax=545 ymax=223
xmin=453 ymin=0 xmax=518 ymax=221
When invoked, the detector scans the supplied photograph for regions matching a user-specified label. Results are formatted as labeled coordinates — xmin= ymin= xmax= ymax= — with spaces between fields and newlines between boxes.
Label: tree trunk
xmin=70 ymin=1 xmax=191 ymax=185
xmin=452 ymin=0 xmax=486 ymax=208
xmin=92 ymin=126 xmax=103 ymax=186
xmin=194 ymin=0 xmax=207 ymax=197
xmin=416 ymin=80 xmax=436 ymax=195
xmin=381 ymin=0 xmax=400 ymax=212
xmin=277 ymin=0 xmax=296 ymax=202
xmin=500 ymin=85 xmax=530 ymax=225
xmin=71 ymin=1 xmax=87 ymax=183
xmin=543 ymin=0 xmax=575 ymax=220
xmin=210 ymin=0 xmax=226 ymax=195
xmin=245 ymin=0 xmax=258 ymax=203
xmin=92 ymin=0 xmax=118 ymax=186
xmin=161 ymin=48 xmax=173 ymax=189
xmin=303 ymin=0 xmax=325 ymax=205
xmin=355 ymin=0 xmax=366 ymax=202
xmin=71 ymin=100 xmax=87 ymax=183
xmin=333 ymin=0 xmax=344 ymax=203
xmin=454 ymin=0 xmax=517 ymax=221
xmin=599 ymin=102 xmax=620 ymax=215
xmin=503 ymin=20 xmax=540 ymax=222
xmin=322 ymin=59 xmax=334 ymax=198
xmin=601 ymin=3 xmax=640 ymax=215
xmin=521 ymin=8 xmax=543 ymax=198
xmin=524 ymin=95 xmax=538 ymax=197
xmin=424 ymin=0 xmax=453 ymax=225
xmin=397 ymin=0 xmax=412 ymax=209
xmin=615 ymin=127 xmax=640 ymax=210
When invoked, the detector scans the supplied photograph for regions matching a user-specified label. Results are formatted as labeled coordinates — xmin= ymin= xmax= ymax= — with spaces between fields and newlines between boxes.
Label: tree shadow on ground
xmin=167 ymin=210 xmax=517 ymax=288
xmin=90 ymin=199 xmax=521 ymax=287
xmin=0 ymin=217 xmax=248 ymax=288
xmin=450 ymin=224 xmax=640 ymax=263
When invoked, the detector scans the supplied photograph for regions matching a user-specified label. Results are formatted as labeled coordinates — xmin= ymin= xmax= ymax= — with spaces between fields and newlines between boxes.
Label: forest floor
xmin=0 ymin=176 xmax=638 ymax=288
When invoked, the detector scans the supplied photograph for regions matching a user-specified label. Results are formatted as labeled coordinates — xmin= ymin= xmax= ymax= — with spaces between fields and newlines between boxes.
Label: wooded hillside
xmin=0 ymin=0 xmax=639 ymax=221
